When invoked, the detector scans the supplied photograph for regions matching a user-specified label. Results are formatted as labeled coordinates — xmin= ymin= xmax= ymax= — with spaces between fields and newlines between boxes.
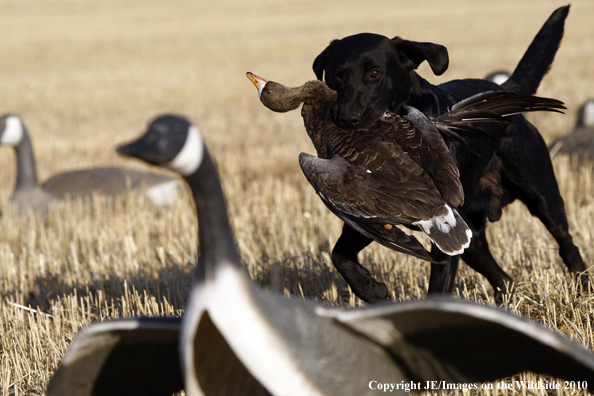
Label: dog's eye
xmin=370 ymin=70 xmax=381 ymax=78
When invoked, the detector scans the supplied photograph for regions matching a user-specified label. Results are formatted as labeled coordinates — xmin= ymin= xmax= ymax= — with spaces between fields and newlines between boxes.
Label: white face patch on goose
xmin=1 ymin=116 xmax=24 ymax=146
xmin=582 ymin=101 xmax=594 ymax=128
xmin=257 ymin=81 xmax=267 ymax=98
xmin=166 ymin=124 xmax=204 ymax=176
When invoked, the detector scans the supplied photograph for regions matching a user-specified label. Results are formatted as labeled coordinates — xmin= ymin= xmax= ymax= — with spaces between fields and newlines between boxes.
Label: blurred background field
xmin=1 ymin=0 xmax=594 ymax=394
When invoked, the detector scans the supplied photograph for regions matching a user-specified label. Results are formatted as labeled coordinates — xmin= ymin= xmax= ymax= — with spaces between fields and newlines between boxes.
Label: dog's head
xmin=313 ymin=33 xmax=449 ymax=129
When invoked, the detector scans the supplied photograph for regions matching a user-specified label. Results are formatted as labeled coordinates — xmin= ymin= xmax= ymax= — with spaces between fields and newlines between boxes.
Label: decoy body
xmin=549 ymin=99 xmax=594 ymax=163
xmin=46 ymin=114 xmax=594 ymax=395
xmin=247 ymin=72 xmax=566 ymax=263
xmin=0 ymin=114 xmax=180 ymax=214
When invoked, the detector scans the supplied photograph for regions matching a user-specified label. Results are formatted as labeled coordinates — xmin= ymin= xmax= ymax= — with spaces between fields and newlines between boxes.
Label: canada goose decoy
xmin=46 ymin=114 xmax=594 ymax=396
xmin=484 ymin=70 xmax=511 ymax=85
xmin=247 ymin=72 xmax=566 ymax=262
xmin=0 ymin=114 xmax=180 ymax=213
xmin=549 ymin=99 xmax=594 ymax=162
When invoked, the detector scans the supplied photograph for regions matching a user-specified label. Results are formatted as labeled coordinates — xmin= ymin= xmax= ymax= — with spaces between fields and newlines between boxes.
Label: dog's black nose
xmin=347 ymin=113 xmax=361 ymax=126
xmin=337 ymin=112 xmax=362 ymax=128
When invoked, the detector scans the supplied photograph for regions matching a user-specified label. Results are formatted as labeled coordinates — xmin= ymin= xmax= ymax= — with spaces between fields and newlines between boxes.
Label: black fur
xmin=312 ymin=6 xmax=587 ymax=303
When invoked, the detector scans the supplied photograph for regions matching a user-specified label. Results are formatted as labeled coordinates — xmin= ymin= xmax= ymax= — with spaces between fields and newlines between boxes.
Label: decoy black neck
xmin=14 ymin=127 xmax=39 ymax=190
xmin=185 ymin=148 xmax=242 ymax=282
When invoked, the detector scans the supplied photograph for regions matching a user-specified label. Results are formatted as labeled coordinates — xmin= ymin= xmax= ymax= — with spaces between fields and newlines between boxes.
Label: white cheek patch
xmin=581 ymin=100 xmax=594 ymax=128
xmin=166 ymin=124 xmax=204 ymax=176
xmin=257 ymin=81 xmax=267 ymax=98
xmin=1 ymin=116 xmax=24 ymax=146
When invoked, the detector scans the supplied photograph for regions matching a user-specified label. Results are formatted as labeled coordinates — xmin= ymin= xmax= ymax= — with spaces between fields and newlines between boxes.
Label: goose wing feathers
xmin=431 ymin=91 xmax=567 ymax=136
xmin=300 ymin=116 xmax=463 ymax=222
xmin=448 ymin=91 xmax=566 ymax=116
xmin=299 ymin=152 xmax=441 ymax=222
xmin=395 ymin=110 xmax=464 ymax=207
xmin=298 ymin=151 xmax=443 ymax=262
xmin=46 ymin=317 xmax=183 ymax=396
xmin=299 ymin=116 xmax=464 ymax=262
xmin=318 ymin=297 xmax=594 ymax=386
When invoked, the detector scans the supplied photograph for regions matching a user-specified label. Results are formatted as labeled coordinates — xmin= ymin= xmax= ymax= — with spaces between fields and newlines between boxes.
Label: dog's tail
xmin=501 ymin=5 xmax=569 ymax=95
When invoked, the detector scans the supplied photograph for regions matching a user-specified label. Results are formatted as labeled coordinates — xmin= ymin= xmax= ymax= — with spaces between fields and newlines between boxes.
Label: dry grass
xmin=1 ymin=0 xmax=594 ymax=394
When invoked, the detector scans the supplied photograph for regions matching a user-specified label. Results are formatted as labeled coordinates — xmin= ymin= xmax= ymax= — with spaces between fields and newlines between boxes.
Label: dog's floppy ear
xmin=392 ymin=37 xmax=449 ymax=76
xmin=313 ymin=39 xmax=338 ymax=80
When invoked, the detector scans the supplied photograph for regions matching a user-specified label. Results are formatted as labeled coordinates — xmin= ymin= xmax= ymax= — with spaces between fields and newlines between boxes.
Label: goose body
xmin=549 ymin=99 xmax=594 ymax=162
xmin=47 ymin=115 xmax=594 ymax=396
xmin=0 ymin=114 xmax=180 ymax=213
xmin=247 ymin=73 xmax=566 ymax=261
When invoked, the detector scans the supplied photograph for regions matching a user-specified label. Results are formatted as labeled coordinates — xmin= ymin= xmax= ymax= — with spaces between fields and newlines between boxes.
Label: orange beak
xmin=246 ymin=72 xmax=268 ymax=90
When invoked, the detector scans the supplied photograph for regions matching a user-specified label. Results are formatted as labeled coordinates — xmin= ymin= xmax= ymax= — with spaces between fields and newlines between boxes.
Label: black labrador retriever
xmin=312 ymin=6 xmax=587 ymax=303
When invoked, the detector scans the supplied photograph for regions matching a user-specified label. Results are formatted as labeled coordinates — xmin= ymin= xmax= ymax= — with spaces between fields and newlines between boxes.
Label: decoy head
xmin=246 ymin=72 xmax=303 ymax=113
xmin=117 ymin=115 xmax=204 ymax=176
xmin=0 ymin=114 xmax=25 ymax=147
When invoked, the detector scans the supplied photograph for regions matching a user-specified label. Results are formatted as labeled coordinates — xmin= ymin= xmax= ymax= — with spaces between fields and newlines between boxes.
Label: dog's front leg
xmin=428 ymin=251 xmax=460 ymax=295
xmin=331 ymin=224 xmax=390 ymax=303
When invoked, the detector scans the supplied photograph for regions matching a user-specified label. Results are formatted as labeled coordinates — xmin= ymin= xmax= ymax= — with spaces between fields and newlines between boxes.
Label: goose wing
xmin=399 ymin=92 xmax=565 ymax=206
xmin=299 ymin=151 xmax=446 ymax=262
xmin=299 ymin=150 xmax=445 ymax=220
xmin=46 ymin=317 xmax=183 ymax=396
xmin=342 ymin=217 xmax=441 ymax=262
xmin=389 ymin=111 xmax=464 ymax=207
xmin=318 ymin=297 xmax=594 ymax=386
xmin=299 ymin=136 xmax=447 ymax=222
xmin=431 ymin=91 xmax=566 ymax=137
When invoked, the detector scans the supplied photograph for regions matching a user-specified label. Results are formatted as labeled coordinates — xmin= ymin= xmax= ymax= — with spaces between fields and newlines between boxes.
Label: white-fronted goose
xmin=247 ymin=72 xmax=565 ymax=262
xmin=46 ymin=115 xmax=594 ymax=396
xmin=549 ymin=99 xmax=594 ymax=162
xmin=0 ymin=114 xmax=180 ymax=213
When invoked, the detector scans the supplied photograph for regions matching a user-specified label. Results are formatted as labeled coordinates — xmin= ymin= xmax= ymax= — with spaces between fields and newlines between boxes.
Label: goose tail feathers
xmin=413 ymin=205 xmax=472 ymax=256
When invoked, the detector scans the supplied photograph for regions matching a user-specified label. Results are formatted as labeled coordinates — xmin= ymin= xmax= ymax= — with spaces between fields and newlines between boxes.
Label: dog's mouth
xmin=331 ymin=106 xmax=386 ymax=131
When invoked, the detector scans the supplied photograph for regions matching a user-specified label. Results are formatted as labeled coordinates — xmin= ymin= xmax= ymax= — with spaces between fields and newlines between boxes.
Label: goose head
xmin=117 ymin=115 xmax=204 ymax=177
xmin=247 ymin=71 xmax=319 ymax=113
xmin=117 ymin=114 xmax=239 ymax=277
xmin=247 ymin=72 xmax=301 ymax=113
xmin=0 ymin=114 xmax=25 ymax=147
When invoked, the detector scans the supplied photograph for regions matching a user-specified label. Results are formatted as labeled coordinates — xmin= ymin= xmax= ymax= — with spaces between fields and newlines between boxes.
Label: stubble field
xmin=1 ymin=0 xmax=594 ymax=394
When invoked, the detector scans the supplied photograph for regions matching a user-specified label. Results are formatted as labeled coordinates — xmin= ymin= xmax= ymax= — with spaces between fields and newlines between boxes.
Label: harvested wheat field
xmin=1 ymin=0 xmax=594 ymax=394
